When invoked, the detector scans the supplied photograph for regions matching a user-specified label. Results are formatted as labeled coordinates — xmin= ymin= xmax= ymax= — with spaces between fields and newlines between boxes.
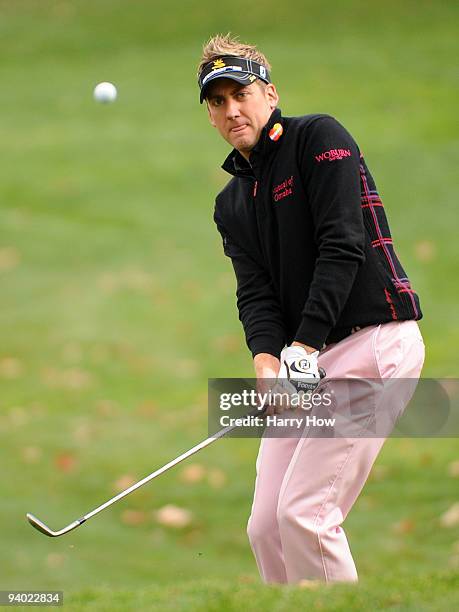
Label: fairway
xmin=1 ymin=1 xmax=458 ymax=610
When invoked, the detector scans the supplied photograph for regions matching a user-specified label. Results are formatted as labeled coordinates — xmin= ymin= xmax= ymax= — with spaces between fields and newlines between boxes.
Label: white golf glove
xmin=277 ymin=346 xmax=323 ymax=394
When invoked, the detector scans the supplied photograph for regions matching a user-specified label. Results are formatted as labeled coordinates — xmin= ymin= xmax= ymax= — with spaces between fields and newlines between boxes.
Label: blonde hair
xmin=197 ymin=33 xmax=271 ymax=77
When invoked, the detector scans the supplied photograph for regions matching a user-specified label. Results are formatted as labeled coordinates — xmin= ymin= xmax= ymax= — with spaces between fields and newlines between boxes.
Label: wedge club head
xmin=26 ymin=513 xmax=85 ymax=537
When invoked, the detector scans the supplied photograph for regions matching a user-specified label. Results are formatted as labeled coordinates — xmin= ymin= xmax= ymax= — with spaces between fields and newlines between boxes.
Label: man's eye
xmin=237 ymin=92 xmax=248 ymax=99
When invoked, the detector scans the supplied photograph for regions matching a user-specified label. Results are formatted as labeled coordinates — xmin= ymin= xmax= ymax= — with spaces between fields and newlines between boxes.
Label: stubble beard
xmin=230 ymin=130 xmax=256 ymax=156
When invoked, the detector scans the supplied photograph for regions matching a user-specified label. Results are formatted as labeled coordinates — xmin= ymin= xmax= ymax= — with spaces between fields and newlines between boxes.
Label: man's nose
xmin=226 ymin=98 xmax=240 ymax=120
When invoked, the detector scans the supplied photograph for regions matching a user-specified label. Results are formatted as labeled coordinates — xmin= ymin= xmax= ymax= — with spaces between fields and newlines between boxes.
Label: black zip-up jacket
xmin=214 ymin=108 xmax=422 ymax=358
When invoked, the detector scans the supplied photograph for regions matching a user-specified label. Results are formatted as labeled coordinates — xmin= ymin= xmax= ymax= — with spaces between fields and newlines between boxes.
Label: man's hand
xmin=253 ymin=348 xmax=325 ymax=416
xmin=253 ymin=352 xmax=280 ymax=381
xmin=253 ymin=353 xmax=280 ymax=416
xmin=274 ymin=346 xmax=325 ymax=413
xmin=278 ymin=345 xmax=322 ymax=393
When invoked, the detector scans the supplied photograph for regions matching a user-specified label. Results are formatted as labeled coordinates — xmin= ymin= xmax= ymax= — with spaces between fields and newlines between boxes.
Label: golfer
xmin=198 ymin=34 xmax=425 ymax=583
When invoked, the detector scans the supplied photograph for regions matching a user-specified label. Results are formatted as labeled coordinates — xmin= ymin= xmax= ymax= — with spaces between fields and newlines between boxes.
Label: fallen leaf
xmin=52 ymin=2 xmax=76 ymax=21
xmin=181 ymin=280 xmax=202 ymax=300
xmin=46 ymin=553 xmax=65 ymax=568
xmin=40 ymin=367 xmax=60 ymax=387
xmin=22 ymin=446 xmax=42 ymax=464
xmin=238 ymin=575 xmax=256 ymax=584
xmin=358 ymin=496 xmax=377 ymax=510
xmin=62 ymin=342 xmax=83 ymax=362
xmin=299 ymin=579 xmax=321 ymax=590
xmin=176 ymin=359 xmax=199 ymax=379
xmin=113 ymin=474 xmax=137 ymax=492
xmin=181 ymin=529 xmax=203 ymax=545
xmin=98 ymin=273 xmax=119 ymax=293
xmin=121 ymin=510 xmax=148 ymax=526
xmin=0 ymin=357 xmax=23 ymax=379
xmin=136 ymin=401 xmax=157 ymax=416
xmin=40 ymin=367 xmax=92 ymax=389
xmin=55 ymin=453 xmax=77 ymax=473
xmin=96 ymin=399 xmax=119 ymax=416
xmin=207 ymin=468 xmax=227 ymax=489
xmin=72 ymin=421 xmax=92 ymax=444
xmin=0 ymin=246 xmax=21 ymax=271
xmin=61 ymin=368 xmax=92 ymax=389
xmin=369 ymin=464 xmax=389 ymax=482
xmin=440 ymin=380 xmax=459 ymax=398
xmin=30 ymin=403 xmax=45 ymax=417
xmin=440 ymin=503 xmax=459 ymax=528
xmin=99 ymin=269 xmax=153 ymax=293
xmin=91 ymin=345 xmax=110 ymax=363
xmin=9 ymin=407 xmax=28 ymax=426
xmin=123 ymin=268 xmax=153 ymax=291
xmin=217 ymin=272 xmax=234 ymax=291
xmin=150 ymin=288 xmax=170 ymax=306
xmin=180 ymin=463 xmax=206 ymax=484
xmin=213 ymin=335 xmax=241 ymax=354
xmin=448 ymin=460 xmax=459 ymax=478
xmin=414 ymin=240 xmax=436 ymax=263
xmin=155 ymin=504 xmax=193 ymax=529
xmin=392 ymin=518 xmax=416 ymax=534
xmin=150 ymin=528 xmax=166 ymax=545
xmin=419 ymin=452 xmax=433 ymax=467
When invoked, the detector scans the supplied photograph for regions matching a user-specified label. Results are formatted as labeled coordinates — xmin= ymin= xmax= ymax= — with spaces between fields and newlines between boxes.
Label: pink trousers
xmin=247 ymin=320 xmax=425 ymax=583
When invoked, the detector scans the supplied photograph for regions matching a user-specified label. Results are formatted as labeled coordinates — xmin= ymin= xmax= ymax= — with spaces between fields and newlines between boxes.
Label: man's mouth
xmin=230 ymin=124 xmax=248 ymax=133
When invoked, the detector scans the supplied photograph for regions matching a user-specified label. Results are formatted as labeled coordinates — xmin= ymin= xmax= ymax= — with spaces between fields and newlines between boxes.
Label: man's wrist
xmin=253 ymin=352 xmax=280 ymax=378
xmin=291 ymin=341 xmax=319 ymax=354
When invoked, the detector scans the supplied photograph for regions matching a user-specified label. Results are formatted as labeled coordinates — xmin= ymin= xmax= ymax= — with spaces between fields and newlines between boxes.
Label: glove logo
xmin=290 ymin=359 xmax=310 ymax=374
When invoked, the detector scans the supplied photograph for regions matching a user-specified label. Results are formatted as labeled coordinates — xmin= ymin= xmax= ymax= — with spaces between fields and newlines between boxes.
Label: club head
xmin=27 ymin=513 xmax=57 ymax=536
xmin=26 ymin=513 xmax=84 ymax=537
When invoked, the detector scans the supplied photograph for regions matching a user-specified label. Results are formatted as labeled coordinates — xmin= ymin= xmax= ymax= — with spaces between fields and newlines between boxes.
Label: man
xmin=198 ymin=34 xmax=425 ymax=584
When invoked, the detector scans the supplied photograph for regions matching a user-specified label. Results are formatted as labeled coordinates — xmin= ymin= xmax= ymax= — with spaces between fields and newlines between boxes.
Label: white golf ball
xmin=93 ymin=82 xmax=117 ymax=104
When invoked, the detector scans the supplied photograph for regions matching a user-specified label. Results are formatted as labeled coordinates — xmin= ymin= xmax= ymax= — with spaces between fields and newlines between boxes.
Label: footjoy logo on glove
xmin=315 ymin=148 xmax=352 ymax=163
xmin=290 ymin=359 xmax=311 ymax=373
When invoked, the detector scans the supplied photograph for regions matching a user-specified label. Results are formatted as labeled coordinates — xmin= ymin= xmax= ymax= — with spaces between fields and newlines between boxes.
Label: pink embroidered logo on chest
xmin=272 ymin=175 xmax=294 ymax=202
xmin=315 ymin=148 xmax=352 ymax=162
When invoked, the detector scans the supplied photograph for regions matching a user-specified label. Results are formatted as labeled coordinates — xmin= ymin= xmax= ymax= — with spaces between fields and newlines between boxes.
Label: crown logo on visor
xmin=212 ymin=59 xmax=226 ymax=70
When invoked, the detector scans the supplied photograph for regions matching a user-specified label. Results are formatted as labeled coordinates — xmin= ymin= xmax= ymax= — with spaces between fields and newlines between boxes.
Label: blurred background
xmin=1 ymin=0 xmax=458 ymax=609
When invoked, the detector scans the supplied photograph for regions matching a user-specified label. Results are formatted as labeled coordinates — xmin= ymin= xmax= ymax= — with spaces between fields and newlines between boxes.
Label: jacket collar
xmin=221 ymin=107 xmax=284 ymax=177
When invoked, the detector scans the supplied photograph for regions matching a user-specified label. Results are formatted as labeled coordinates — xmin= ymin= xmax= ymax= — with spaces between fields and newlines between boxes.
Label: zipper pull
xmin=253 ymin=180 xmax=258 ymax=197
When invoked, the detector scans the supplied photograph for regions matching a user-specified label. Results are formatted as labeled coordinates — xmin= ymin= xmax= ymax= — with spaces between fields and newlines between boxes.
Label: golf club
xmin=26 ymin=406 xmax=263 ymax=537
xmin=27 ymin=369 xmax=326 ymax=537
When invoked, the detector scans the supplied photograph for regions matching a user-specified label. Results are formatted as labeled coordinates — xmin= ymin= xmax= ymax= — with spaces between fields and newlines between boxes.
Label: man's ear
xmin=265 ymin=83 xmax=279 ymax=110
xmin=206 ymin=102 xmax=217 ymax=128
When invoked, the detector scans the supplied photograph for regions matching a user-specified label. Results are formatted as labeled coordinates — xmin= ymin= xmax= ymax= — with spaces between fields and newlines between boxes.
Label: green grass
xmin=64 ymin=571 xmax=459 ymax=611
xmin=1 ymin=0 xmax=458 ymax=610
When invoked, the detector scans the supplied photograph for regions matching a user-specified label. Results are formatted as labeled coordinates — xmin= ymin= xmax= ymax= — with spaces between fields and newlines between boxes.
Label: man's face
xmin=206 ymin=78 xmax=279 ymax=159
